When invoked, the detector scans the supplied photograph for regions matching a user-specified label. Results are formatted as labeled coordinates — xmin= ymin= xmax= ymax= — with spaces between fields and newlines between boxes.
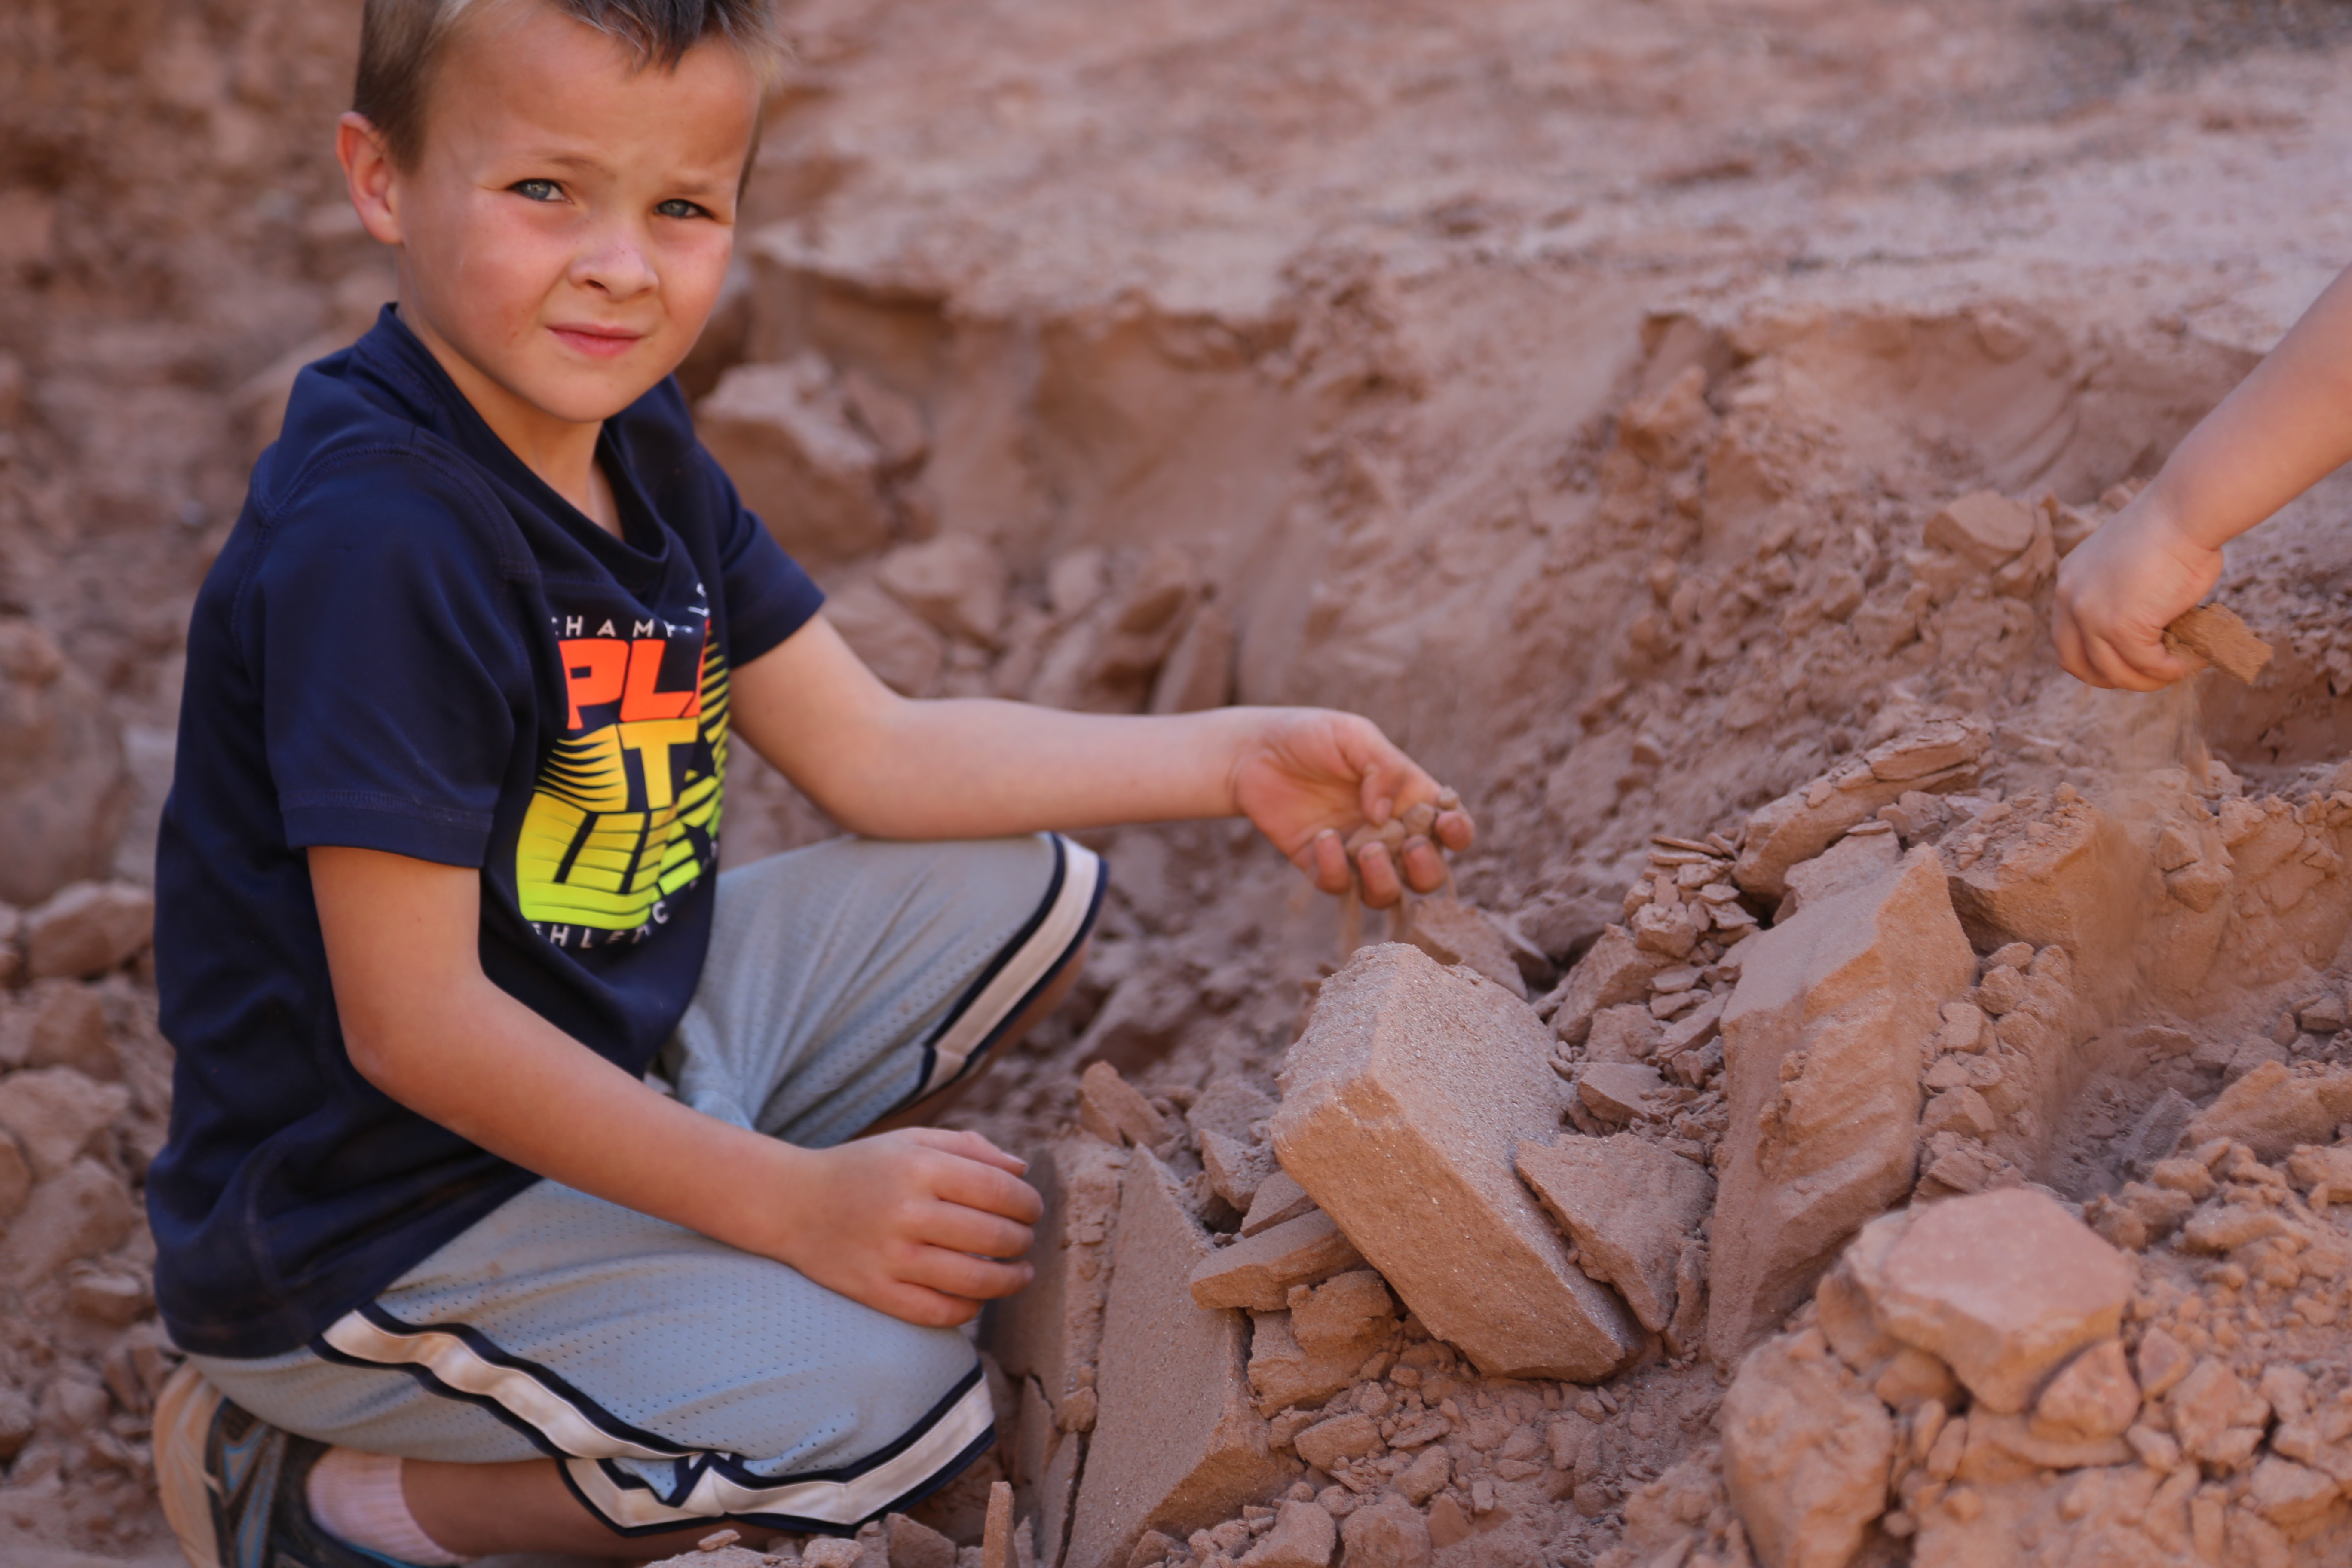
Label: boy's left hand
xmin=1229 ymin=710 xmax=1475 ymax=908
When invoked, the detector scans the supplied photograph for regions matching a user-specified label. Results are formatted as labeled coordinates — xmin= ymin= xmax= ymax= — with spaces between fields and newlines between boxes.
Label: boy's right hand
xmin=2052 ymin=493 xmax=2224 ymax=692
xmin=765 ymin=1128 xmax=1041 ymax=1328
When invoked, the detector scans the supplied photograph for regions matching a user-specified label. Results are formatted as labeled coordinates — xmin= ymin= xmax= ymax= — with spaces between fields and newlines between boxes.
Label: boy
xmin=2057 ymin=263 xmax=2352 ymax=688
xmin=144 ymin=2 xmax=1473 ymax=1564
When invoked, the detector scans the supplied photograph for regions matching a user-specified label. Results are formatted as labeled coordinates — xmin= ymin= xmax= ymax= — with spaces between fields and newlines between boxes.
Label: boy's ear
xmin=337 ymin=113 xmax=405 ymax=248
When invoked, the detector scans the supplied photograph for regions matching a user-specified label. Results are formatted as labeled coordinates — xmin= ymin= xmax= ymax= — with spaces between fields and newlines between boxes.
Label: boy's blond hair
xmin=354 ymin=0 xmax=787 ymax=170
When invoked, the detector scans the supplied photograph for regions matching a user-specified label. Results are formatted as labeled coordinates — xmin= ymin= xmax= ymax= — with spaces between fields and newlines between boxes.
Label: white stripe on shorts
xmin=321 ymin=1308 xmax=688 ymax=1461
xmin=915 ymin=834 xmax=1101 ymax=1100
xmin=322 ymin=1306 xmax=996 ymax=1531
xmin=561 ymin=1376 xmax=994 ymax=1531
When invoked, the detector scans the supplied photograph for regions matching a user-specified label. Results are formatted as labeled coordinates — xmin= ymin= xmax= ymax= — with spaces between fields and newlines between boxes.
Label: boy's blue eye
xmin=655 ymin=199 xmax=707 ymax=220
xmin=513 ymin=179 xmax=561 ymax=202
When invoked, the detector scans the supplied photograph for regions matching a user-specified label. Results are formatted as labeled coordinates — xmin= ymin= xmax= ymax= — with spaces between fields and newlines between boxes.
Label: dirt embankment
xmin=8 ymin=1 xmax=2352 ymax=1565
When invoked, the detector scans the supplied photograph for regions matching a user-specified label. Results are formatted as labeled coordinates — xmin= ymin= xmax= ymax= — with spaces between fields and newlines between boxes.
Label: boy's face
xmin=349 ymin=2 xmax=760 ymax=447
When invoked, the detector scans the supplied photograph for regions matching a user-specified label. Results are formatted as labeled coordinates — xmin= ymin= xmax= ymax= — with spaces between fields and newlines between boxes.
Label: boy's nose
xmin=571 ymin=228 xmax=658 ymax=299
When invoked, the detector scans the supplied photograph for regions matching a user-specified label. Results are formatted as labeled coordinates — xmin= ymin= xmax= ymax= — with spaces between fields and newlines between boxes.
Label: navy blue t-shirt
xmin=148 ymin=309 xmax=823 ymax=1358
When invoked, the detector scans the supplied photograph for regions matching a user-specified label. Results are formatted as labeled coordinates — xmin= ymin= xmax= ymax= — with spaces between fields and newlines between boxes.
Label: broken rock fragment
xmin=876 ymin=533 xmax=1008 ymax=647
xmin=1720 ymin=1329 xmax=1893 ymax=1568
xmin=1733 ymin=723 xmax=1988 ymax=902
xmin=1516 ymin=1133 xmax=1714 ymax=1334
xmin=1240 ymin=1170 xmax=1316 ymax=1237
xmin=1271 ymin=944 xmax=1641 ymax=1381
xmin=0 ymin=1067 xmax=131 ymax=1181
xmin=2163 ymin=603 xmax=2272 ymax=684
xmin=1574 ymin=1061 xmax=1667 ymax=1123
xmin=697 ymin=357 xmax=892 ymax=562
xmin=1842 ymin=1188 xmax=2132 ymax=1415
xmin=1547 ymin=925 xmax=1670 ymax=1045
xmin=1245 ymin=1297 xmax=1387 ymax=1417
xmin=2182 ymin=1061 xmax=2352 ymax=1161
xmin=1187 ymin=1209 xmax=1363 ymax=1312
xmin=1065 ymin=1154 xmax=1292 ymax=1568
xmin=1078 ymin=1061 xmax=1174 ymax=1149
xmin=1338 ymin=1497 xmax=1430 ymax=1568
xmin=2029 ymin=1338 xmax=2138 ymax=1441
xmin=1237 ymin=1499 xmax=1334 ymax=1568
xmin=986 ymin=1133 xmax=1127 ymax=1418
xmin=1923 ymin=491 xmax=2035 ymax=571
xmin=23 ymin=881 xmax=153 ymax=981
xmin=1403 ymin=897 xmax=1528 ymax=998
xmin=1708 ymin=848 xmax=1975 ymax=1363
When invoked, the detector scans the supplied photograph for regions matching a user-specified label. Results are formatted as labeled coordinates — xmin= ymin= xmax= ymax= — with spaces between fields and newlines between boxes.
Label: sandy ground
xmin=5 ymin=0 xmax=2352 ymax=1563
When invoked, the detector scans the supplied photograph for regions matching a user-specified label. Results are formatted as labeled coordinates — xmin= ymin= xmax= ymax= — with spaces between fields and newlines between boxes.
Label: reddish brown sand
xmin=8 ymin=2 xmax=2352 ymax=1565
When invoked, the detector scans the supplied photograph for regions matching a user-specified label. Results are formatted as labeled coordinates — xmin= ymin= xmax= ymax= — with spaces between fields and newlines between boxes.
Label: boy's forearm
xmin=2144 ymin=264 xmax=2352 ymax=552
xmin=311 ymin=846 xmax=807 ymax=1259
xmin=821 ymin=698 xmax=1264 ymax=839
xmin=356 ymin=976 xmax=808 ymax=1256
xmin=730 ymin=629 xmax=1268 ymax=839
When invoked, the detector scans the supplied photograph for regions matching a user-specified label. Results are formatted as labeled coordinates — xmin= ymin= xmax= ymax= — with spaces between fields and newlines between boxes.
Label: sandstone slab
xmin=1516 ymin=1133 xmax=1715 ymax=1334
xmin=1708 ymin=848 xmax=1975 ymax=1364
xmin=1271 ymin=944 xmax=1641 ymax=1381
xmin=1843 ymin=1188 xmax=2132 ymax=1415
xmin=1720 ymin=1329 xmax=1893 ymax=1568
xmin=1778 ymin=829 xmax=1899 ymax=919
xmin=1064 ymin=1154 xmax=1292 ymax=1568
xmin=1187 ymin=1209 xmax=1363 ymax=1311
xmin=987 ymin=1134 xmax=1128 ymax=1413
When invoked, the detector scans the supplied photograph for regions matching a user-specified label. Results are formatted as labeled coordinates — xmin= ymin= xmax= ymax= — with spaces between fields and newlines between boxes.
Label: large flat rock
xmin=1707 ymin=848 xmax=1975 ymax=1366
xmin=1270 ymin=944 xmax=1640 ymax=1381
xmin=1063 ymin=1154 xmax=1292 ymax=1568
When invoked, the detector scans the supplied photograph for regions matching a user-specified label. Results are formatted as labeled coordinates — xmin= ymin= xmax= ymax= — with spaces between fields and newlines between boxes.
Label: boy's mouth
xmin=550 ymin=324 xmax=646 ymax=360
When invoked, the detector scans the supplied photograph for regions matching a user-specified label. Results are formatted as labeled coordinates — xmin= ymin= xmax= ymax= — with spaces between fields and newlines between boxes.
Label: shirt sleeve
xmin=249 ymin=455 xmax=532 ymax=867
xmin=698 ymin=447 xmax=824 ymax=669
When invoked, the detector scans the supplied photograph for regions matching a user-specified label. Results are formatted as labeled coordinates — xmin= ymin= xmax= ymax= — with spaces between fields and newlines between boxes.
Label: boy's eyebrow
xmin=505 ymin=148 xmax=741 ymax=195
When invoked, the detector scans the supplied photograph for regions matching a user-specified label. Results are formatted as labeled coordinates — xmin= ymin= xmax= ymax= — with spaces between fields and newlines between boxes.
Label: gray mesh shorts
xmin=188 ymin=833 xmax=1101 ymax=1537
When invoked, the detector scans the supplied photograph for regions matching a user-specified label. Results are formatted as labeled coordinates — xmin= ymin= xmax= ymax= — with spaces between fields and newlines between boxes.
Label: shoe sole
xmin=153 ymin=1362 xmax=226 ymax=1568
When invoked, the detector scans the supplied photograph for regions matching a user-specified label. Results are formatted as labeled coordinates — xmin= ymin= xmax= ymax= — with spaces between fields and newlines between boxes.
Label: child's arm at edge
xmin=727 ymin=617 xmax=1475 ymax=906
xmin=309 ymin=844 xmax=1040 ymax=1329
xmin=2056 ymin=262 xmax=2352 ymax=691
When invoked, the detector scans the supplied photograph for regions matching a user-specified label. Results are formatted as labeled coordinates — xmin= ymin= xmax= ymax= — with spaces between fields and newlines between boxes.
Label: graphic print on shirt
xmin=518 ymin=596 xmax=728 ymax=950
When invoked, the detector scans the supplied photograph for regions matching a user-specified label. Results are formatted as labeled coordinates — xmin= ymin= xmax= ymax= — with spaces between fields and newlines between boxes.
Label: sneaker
xmin=153 ymin=1362 xmax=420 ymax=1568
